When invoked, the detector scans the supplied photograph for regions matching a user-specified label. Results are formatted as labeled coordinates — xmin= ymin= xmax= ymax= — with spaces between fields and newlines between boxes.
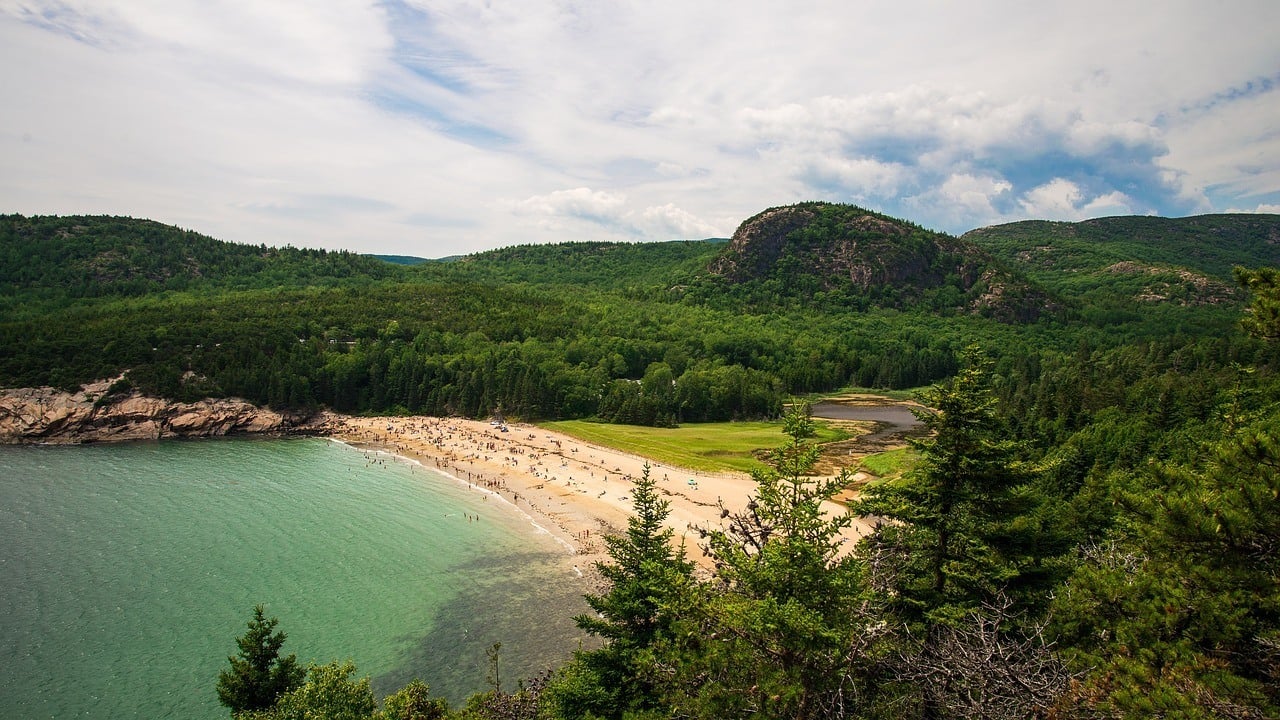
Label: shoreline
xmin=312 ymin=412 xmax=873 ymax=571
xmin=331 ymin=437 xmax=582 ymax=558
xmin=0 ymin=377 xmax=876 ymax=570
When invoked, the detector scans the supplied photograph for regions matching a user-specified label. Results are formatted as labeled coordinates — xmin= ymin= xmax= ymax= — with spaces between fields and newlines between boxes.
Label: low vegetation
xmin=539 ymin=418 xmax=851 ymax=474
xmin=855 ymin=447 xmax=915 ymax=479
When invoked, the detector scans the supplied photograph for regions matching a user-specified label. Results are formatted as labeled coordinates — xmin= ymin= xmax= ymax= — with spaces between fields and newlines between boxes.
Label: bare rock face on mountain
xmin=708 ymin=202 xmax=1052 ymax=321
xmin=0 ymin=376 xmax=298 ymax=444
xmin=710 ymin=205 xmax=823 ymax=280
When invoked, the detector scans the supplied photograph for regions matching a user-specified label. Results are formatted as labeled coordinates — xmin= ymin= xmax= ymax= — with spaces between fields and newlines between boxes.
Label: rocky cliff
xmin=707 ymin=202 xmax=1053 ymax=321
xmin=0 ymin=377 xmax=307 ymax=444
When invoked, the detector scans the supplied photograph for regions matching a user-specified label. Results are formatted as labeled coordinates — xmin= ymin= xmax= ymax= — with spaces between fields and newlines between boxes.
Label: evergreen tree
xmin=854 ymin=345 xmax=1054 ymax=626
xmin=217 ymin=605 xmax=306 ymax=716
xmin=1050 ymin=412 xmax=1280 ymax=718
xmin=851 ymin=348 xmax=1076 ymax=719
xmin=544 ymin=464 xmax=694 ymax=719
xmin=578 ymin=463 xmax=693 ymax=648
xmin=650 ymin=403 xmax=888 ymax=719
xmin=1235 ymin=266 xmax=1280 ymax=341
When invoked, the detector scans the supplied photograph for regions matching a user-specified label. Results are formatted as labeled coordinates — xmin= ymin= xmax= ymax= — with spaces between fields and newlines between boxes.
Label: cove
xmin=0 ymin=437 xmax=590 ymax=719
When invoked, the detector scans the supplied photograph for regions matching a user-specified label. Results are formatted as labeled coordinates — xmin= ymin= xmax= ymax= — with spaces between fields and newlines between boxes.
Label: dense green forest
xmin=4 ymin=206 xmax=1275 ymax=426
xmin=4 ymin=204 xmax=1280 ymax=717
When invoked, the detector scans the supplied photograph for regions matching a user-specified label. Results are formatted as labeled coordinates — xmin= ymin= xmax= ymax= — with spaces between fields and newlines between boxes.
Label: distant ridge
xmin=964 ymin=213 xmax=1280 ymax=307
xmin=0 ymin=214 xmax=398 ymax=297
xmin=963 ymin=214 xmax=1280 ymax=280
xmin=371 ymin=254 xmax=435 ymax=265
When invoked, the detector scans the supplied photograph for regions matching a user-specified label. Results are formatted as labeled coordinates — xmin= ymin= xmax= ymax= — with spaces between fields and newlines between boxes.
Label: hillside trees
xmin=10 ymin=277 xmax=959 ymax=422
xmin=4 ymin=214 xmax=1043 ymax=423
xmin=1048 ymin=268 xmax=1280 ymax=717
xmin=1051 ymin=413 xmax=1280 ymax=718
xmin=0 ymin=214 xmax=400 ymax=300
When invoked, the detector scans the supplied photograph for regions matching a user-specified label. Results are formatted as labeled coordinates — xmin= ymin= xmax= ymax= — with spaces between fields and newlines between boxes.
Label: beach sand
xmin=313 ymin=413 xmax=874 ymax=577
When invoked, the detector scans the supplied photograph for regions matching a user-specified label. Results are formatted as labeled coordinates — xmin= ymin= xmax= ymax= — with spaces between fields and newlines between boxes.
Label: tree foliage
xmin=543 ymin=464 xmax=694 ymax=719
xmin=217 ymin=605 xmax=306 ymax=716
xmin=854 ymin=347 xmax=1063 ymax=626
xmin=253 ymin=661 xmax=379 ymax=720
xmin=1236 ymin=266 xmax=1280 ymax=341
xmin=1050 ymin=414 xmax=1280 ymax=718
xmin=643 ymin=403 xmax=889 ymax=720
xmin=380 ymin=680 xmax=449 ymax=720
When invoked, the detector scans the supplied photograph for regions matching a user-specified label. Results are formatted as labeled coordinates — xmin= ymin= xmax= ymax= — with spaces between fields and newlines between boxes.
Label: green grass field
xmin=857 ymin=447 xmax=916 ymax=479
xmin=538 ymin=419 xmax=851 ymax=474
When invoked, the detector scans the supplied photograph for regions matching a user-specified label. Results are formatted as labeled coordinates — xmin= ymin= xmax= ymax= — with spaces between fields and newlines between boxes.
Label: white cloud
xmin=510 ymin=188 xmax=719 ymax=240
xmin=1081 ymin=191 xmax=1136 ymax=218
xmin=942 ymin=173 xmax=1013 ymax=215
xmin=903 ymin=173 xmax=1012 ymax=230
xmin=510 ymin=187 xmax=628 ymax=231
xmin=1018 ymin=179 xmax=1135 ymax=221
xmin=2 ymin=1 xmax=1278 ymax=253
xmin=1019 ymin=179 xmax=1085 ymax=219
xmin=634 ymin=204 xmax=721 ymax=239
xmin=1225 ymin=203 xmax=1280 ymax=214
xmin=4 ymin=0 xmax=391 ymax=86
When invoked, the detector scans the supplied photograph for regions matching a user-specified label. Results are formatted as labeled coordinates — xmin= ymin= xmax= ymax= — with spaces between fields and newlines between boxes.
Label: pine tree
xmin=578 ymin=463 xmax=692 ymax=648
xmin=1052 ymin=414 xmax=1280 ymax=717
xmin=652 ymin=403 xmax=887 ymax=720
xmin=854 ymin=345 xmax=1052 ymax=626
xmin=216 ymin=605 xmax=306 ymax=715
xmin=544 ymin=464 xmax=694 ymax=719
xmin=852 ymin=347 xmax=1073 ymax=719
xmin=1235 ymin=266 xmax=1280 ymax=341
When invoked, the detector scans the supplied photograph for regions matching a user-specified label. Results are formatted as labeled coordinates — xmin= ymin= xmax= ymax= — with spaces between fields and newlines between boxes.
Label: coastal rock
xmin=0 ymin=377 xmax=299 ymax=444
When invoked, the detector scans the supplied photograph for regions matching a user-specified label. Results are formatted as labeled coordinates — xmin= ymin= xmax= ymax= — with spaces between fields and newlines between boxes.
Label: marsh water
xmin=0 ymin=437 xmax=590 ymax=719
xmin=810 ymin=401 xmax=923 ymax=446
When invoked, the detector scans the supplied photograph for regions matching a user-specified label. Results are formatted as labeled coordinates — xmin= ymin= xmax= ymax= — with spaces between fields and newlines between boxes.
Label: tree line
xmin=1 ymin=278 xmax=982 ymax=421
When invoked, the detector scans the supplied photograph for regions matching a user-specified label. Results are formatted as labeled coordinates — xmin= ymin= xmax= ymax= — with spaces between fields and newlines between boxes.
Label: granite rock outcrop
xmin=0 ymin=377 xmax=303 ymax=444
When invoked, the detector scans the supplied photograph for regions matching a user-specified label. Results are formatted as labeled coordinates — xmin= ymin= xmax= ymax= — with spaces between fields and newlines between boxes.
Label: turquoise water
xmin=0 ymin=438 xmax=591 ymax=719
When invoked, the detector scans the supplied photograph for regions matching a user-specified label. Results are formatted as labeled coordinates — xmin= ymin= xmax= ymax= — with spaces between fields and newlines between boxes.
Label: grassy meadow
xmin=538 ymin=419 xmax=852 ymax=474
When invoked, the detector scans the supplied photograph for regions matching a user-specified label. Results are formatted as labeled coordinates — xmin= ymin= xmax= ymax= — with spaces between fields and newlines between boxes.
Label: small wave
xmin=330 ymin=440 xmax=578 ymax=556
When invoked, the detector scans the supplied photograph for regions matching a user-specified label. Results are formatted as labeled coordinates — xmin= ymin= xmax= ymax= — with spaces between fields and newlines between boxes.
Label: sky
xmin=2 ymin=1 xmax=1279 ymax=257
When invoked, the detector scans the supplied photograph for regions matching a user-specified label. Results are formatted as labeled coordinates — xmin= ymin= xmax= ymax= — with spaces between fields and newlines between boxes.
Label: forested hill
xmin=965 ymin=214 xmax=1280 ymax=307
xmin=414 ymin=239 xmax=726 ymax=290
xmin=0 ymin=214 xmax=403 ymax=299
xmin=705 ymin=202 xmax=1052 ymax=320
xmin=2 ymin=203 xmax=1276 ymax=427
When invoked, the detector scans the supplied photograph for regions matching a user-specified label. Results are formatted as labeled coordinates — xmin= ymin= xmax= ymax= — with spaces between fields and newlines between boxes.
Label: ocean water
xmin=0 ymin=437 xmax=592 ymax=719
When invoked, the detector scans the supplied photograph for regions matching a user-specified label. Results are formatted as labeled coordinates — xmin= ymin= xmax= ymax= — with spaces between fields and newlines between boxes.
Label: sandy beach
xmin=313 ymin=413 xmax=873 ymax=575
